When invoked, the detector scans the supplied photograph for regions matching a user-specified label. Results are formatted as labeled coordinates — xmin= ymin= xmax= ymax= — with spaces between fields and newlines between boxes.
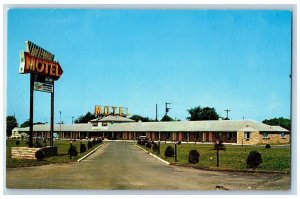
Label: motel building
xmin=12 ymin=115 xmax=290 ymax=145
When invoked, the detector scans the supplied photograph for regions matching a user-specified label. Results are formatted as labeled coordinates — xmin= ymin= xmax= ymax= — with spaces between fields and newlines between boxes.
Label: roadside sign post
xmin=50 ymin=83 xmax=54 ymax=146
xmin=216 ymin=139 xmax=220 ymax=167
xmin=29 ymin=74 xmax=34 ymax=147
xmin=174 ymin=143 xmax=177 ymax=162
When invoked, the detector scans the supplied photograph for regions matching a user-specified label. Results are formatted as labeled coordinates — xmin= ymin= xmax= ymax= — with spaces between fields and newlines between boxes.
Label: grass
xmin=141 ymin=142 xmax=291 ymax=173
xmin=6 ymin=139 xmax=102 ymax=168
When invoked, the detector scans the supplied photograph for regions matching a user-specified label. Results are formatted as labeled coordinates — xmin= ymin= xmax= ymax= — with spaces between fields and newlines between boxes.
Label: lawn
xmin=141 ymin=142 xmax=291 ymax=173
xmin=6 ymin=139 xmax=102 ymax=168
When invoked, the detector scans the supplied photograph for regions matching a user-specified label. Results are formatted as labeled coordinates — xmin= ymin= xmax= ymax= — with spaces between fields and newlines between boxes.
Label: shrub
xmin=87 ymin=141 xmax=93 ymax=149
xmin=145 ymin=142 xmax=152 ymax=148
xmin=68 ymin=144 xmax=78 ymax=158
xmin=164 ymin=146 xmax=174 ymax=157
xmin=35 ymin=150 xmax=46 ymax=160
xmin=80 ymin=143 xmax=87 ymax=153
xmin=34 ymin=141 xmax=43 ymax=148
xmin=188 ymin=149 xmax=200 ymax=164
xmin=152 ymin=143 xmax=159 ymax=152
xmin=246 ymin=150 xmax=263 ymax=169
xmin=177 ymin=141 xmax=181 ymax=145
xmin=266 ymin=144 xmax=271 ymax=149
xmin=15 ymin=140 xmax=20 ymax=146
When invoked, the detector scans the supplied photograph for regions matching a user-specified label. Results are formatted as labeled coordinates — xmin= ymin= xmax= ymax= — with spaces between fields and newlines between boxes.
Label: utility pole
xmin=59 ymin=111 xmax=62 ymax=132
xmin=224 ymin=109 xmax=231 ymax=120
xmin=165 ymin=102 xmax=171 ymax=116
xmin=155 ymin=104 xmax=158 ymax=121
xmin=72 ymin=116 xmax=74 ymax=124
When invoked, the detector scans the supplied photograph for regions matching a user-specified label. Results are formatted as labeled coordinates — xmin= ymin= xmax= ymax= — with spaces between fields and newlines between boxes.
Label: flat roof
xmin=15 ymin=120 xmax=289 ymax=133
xmin=108 ymin=120 xmax=289 ymax=132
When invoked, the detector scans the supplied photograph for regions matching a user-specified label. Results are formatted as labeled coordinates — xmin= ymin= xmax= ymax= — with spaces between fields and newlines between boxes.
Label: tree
xmin=130 ymin=115 xmax=154 ymax=122
xmin=21 ymin=120 xmax=47 ymax=128
xmin=262 ymin=117 xmax=291 ymax=130
xmin=161 ymin=115 xmax=174 ymax=121
xmin=6 ymin=115 xmax=18 ymax=137
xmin=74 ymin=112 xmax=96 ymax=123
xmin=187 ymin=106 xmax=219 ymax=121
xmin=20 ymin=120 xmax=30 ymax=128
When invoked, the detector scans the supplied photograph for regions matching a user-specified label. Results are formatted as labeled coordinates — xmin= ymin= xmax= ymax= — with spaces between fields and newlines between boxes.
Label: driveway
xmin=6 ymin=141 xmax=290 ymax=191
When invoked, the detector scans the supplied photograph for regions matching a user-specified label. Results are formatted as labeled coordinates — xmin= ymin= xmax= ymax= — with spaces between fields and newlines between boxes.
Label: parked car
xmin=139 ymin=136 xmax=148 ymax=141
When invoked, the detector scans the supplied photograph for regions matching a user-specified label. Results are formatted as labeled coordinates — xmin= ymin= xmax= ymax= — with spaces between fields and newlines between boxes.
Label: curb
xmin=134 ymin=145 xmax=170 ymax=165
xmin=77 ymin=143 xmax=106 ymax=162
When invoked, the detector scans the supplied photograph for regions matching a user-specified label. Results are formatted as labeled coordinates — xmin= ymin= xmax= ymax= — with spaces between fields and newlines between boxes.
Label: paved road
xmin=6 ymin=142 xmax=290 ymax=191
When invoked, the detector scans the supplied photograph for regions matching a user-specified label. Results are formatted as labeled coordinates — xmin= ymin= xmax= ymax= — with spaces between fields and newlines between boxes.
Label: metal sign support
xmin=50 ymin=82 xmax=54 ymax=146
xmin=29 ymin=74 xmax=34 ymax=147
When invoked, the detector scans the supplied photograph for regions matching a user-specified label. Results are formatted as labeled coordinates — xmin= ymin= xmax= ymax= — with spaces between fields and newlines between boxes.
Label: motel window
xmin=227 ymin=132 xmax=233 ymax=140
xmin=244 ymin=132 xmax=251 ymax=140
xmin=215 ymin=132 xmax=222 ymax=139
xmin=166 ymin=132 xmax=171 ymax=140
xmin=281 ymin=132 xmax=286 ymax=139
xmin=263 ymin=132 xmax=269 ymax=139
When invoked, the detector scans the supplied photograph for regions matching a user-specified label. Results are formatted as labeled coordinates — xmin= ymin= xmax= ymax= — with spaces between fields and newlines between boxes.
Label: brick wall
xmin=237 ymin=131 xmax=290 ymax=145
xmin=11 ymin=147 xmax=41 ymax=160
xmin=11 ymin=146 xmax=58 ymax=160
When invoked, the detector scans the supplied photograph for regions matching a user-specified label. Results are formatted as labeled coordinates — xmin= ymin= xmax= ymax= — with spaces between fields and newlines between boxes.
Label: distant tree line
xmin=262 ymin=117 xmax=291 ymax=130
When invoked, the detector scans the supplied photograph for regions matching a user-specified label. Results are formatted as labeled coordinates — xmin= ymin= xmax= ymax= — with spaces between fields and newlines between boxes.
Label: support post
xmin=158 ymin=140 xmax=160 ymax=155
xmin=174 ymin=143 xmax=177 ymax=162
xmin=29 ymin=74 xmax=34 ymax=148
xmin=50 ymin=82 xmax=54 ymax=146
xmin=217 ymin=147 xmax=219 ymax=167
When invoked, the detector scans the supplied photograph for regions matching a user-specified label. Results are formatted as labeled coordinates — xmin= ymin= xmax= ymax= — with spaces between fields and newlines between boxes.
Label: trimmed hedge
xmin=152 ymin=143 xmax=159 ymax=152
xmin=145 ymin=142 xmax=152 ymax=148
xmin=164 ymin=146 xmax=174 ymax=157
xmin=68 ymin=143 xmax=78 ymax=158
xmin=80 ymin=143 xmax=87 ymax=153
xmin=188 ymin=149 xmax=200 ymax=164
xmin=35 ymin=150 xmax=46 ymax=160
xmin=246 ymin=150 xmax=263 ymax=169
xmin=266 ymin=144 xmax=271 ymax=149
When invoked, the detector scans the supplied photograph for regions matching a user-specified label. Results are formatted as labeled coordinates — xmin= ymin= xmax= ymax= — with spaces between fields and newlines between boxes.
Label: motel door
xmin=205 ymin=133 xmax=209 ymax=142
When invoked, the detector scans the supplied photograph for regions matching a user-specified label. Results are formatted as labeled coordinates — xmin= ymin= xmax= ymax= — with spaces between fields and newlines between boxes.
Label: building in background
xmin=12 ymin=117 xmax=289 ymax=145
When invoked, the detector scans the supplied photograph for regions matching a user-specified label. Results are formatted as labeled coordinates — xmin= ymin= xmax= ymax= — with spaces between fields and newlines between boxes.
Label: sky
xmin=6 ymin=9 xmax=291 ymax=125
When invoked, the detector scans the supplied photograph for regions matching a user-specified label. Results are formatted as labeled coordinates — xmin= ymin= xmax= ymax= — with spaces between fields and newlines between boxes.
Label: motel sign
xmin=19 ymin=40 xmax=63 ymax=147
xmin=95 ymin=105 xmax=129 ymax=117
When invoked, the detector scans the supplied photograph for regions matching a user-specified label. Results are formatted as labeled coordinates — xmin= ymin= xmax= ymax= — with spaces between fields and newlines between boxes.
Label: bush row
xmin=162 ymin=146 xmax=264 ymax=169
xmin=137 ymin=140 xmax=160 ymax=153
xmin=35 ymin=137 xmax=103 ymax=160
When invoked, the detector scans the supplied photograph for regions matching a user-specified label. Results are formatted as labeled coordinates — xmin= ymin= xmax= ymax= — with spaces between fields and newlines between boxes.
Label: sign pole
xmin=50 ymin=82 xmax=54 ymax=146
xmin=29 ymin=74 xmax=34 ymax=147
